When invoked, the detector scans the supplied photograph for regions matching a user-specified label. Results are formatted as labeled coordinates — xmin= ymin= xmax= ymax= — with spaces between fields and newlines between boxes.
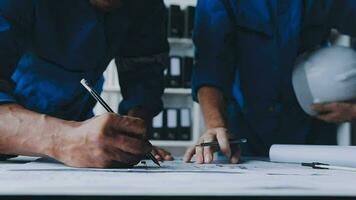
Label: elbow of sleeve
xmin=0 ymin=92 xmax=17 ymax=105
xmin=191 ymin=59 xmax=234 ymax=102
xmin=118 ymin=98 xmax=163 ymax=119
xmin=117 ymin=62 xmax=166 ymax=119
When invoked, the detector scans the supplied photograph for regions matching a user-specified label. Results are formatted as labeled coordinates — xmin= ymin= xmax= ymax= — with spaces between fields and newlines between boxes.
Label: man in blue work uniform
xmin=184 ymin=0 xmax=356 ymax=164
xmin=0 ymin=0 xmax=173 ymax=168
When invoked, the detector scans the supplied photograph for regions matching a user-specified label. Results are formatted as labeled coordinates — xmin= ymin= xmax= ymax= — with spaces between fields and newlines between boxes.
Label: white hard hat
xmin=292 ymin=46 xmax=356 ymax=116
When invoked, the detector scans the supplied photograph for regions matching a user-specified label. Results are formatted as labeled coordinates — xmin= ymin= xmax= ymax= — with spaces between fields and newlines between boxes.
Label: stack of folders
xmin=167 ymin=5 xmax=196 ymax=39
xmin=150 ymin=108 xmax=192 ymax=141
xmin=165 ymin=56 xmax=194 ymax=88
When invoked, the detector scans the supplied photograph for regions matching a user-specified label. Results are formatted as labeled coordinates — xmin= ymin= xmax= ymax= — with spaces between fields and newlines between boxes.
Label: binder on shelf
xmin=184 ymin=6 xmax=196 ymax=38
xmin=167 ymin=5 xmax=184 ymax=38
xmin=151 ymin=111 xmax=164 ymax=140
xmin=182 ymin=57 xmax=194 ymax=88
xmin=167 ymin=57 xmax=182 ymax=88
xmin=178 ymin=108 xmax=192 ymax=141
xmin=166 ymin=109 xmax=178 ymax=140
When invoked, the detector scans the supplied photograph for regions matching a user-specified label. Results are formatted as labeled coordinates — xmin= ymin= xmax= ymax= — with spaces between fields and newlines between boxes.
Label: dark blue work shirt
xmin=192 ymin=0 xmax=356 ymax=155
xmin=0 ymin=0 xmax=169 ymax=121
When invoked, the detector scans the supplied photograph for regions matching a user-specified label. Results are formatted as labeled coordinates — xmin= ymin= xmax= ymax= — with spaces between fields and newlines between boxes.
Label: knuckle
xmin=93 ymin=130 xmax=107 ymax=142
xmin=123 ymin=116 xmax=147 ymax=135
xmin=206 ymin=132 xmax=216 ymax=138
xmin=133 ymin=118 xmax=147 ymax=134
xmin=132 ymin=140 xmax=151 ymax=155
xmin=97 ymin=114 xmax=116 ymax=130
xmin=101 ymin=113 xmax=115 ymax=122
xmin=217 ymin=131 xmax=228 ymax=139
xmin=93 ymin=147 xmax=107 ymax=158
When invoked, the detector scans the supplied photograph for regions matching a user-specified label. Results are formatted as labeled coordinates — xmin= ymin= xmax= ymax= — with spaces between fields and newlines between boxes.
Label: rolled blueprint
xmin=270 ymin=145 xmax=356 ymax=167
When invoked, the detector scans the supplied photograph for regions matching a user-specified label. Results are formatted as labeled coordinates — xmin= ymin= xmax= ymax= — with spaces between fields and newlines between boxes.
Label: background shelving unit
xmin=94 ymin=0 xmax=200 ymax=155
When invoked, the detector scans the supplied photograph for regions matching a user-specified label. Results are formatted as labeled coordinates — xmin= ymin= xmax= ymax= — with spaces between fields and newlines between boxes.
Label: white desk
xmin=0 ymin=156 xmax=355 ymax=199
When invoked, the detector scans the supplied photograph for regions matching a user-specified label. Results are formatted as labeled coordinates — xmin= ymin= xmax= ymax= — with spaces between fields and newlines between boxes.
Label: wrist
xmin=352 ymin=104 xmax=356 ymax=121
xmin=206 ymin=119 xmax=227 ymax=129
xmin=198 ymin=87 xmax=227 ymax=129
xmin=44 ymin=118 xmax=80 ymax=159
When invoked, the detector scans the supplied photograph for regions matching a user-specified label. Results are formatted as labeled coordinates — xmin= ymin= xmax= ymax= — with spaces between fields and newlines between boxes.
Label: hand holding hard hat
xmin=292 ymin=46 xmax=356 ymax=123
xmin=311 ymin=102 xmax=356 ymax=123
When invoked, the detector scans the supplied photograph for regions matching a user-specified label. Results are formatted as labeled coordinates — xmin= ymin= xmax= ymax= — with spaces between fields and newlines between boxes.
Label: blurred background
xmin=94 ymin=0 xmax=356 ymax=156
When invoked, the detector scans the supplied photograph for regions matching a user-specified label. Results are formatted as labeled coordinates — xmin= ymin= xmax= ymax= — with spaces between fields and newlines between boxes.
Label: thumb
xmin=215 ymin=128 xmax=231 ymax=159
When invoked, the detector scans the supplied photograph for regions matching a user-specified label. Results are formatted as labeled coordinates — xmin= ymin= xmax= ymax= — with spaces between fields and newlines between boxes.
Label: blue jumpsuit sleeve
xmin=191 ymin=0 xmax=236 ymax=102
xmin=0 ymin=0 xmax=33 ymax=105
xmin=330 ymin=0 xmax=356 ymax=37
xmin=116 ymin=1 xmax=169 ymax=119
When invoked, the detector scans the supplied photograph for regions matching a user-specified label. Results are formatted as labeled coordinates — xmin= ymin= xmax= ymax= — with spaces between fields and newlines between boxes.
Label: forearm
xmin=352 ymin=104 xmax=356 ymax=122
xmin=0 ymin=104 xmax=75 ymax=157
xmin=198 ymin=87 xmax=227 ymax=129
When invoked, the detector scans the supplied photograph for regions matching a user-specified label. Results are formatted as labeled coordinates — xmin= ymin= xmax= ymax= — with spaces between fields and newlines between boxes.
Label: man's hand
xmin=184 ymin=87 xmax=241 ymax=164
xmin=183 ymin=128 xmax=241 ymax=164
xmin=312 ymin=102 xmax=356 ymax=123
xmin=127 ymin=107 xmax=174 ymax=161
xmin=151 ymin=146 xmax=174 ymax=161
xmin=54 ymin=113 xmax=152 ymax=168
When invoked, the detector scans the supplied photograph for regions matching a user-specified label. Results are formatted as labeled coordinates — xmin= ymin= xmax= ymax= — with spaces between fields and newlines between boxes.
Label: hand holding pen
xmin=184 ymin=127 xmax=246 ymax=164
xmin=196 ymin=138 xmax=247 ymax=148
xmin=81 ymin=79 xmax=161 ymax=167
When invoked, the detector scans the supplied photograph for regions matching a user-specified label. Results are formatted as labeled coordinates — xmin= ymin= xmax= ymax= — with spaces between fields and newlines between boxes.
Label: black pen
xmin=80 ymin=79 xmax=161 ymax=167
xmin=302 ymin=162 xmax=356 ymax=172
xmin=197 ymin=138 xmax=247 ymax=147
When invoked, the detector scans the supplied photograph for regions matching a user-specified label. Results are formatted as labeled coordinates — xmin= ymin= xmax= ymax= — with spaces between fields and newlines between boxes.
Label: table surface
xmin=0 ymin=156 xmax=355 ymax=198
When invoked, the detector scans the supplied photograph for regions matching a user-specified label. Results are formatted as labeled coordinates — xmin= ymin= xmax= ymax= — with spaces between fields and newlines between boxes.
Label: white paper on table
xmin=270 ymin=145 xmax=356 ymax=167
xmin=1 ymin=157 xmax=356 ymax=196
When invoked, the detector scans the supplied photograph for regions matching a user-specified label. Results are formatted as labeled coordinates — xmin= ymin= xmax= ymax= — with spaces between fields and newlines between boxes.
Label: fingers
xmin=151 ymin=148 xmax=160 ymax=161
xmin=230 ymin=145 xmax=241 ymax=164
xmin=103 ymin=114 xmax=147 ymax=138
xmin=312 ymin=102 xmax=352 ymax=123
xmin=312 ymin=103 xmax=345 ymax=113
xmin=195 ymin=139 xmax=204 ymax=164
xmin=183 ymin=146 xmax=196 ymax=163
xmin=317 ymin=113 xmax=343 ymax=123
xmin=108 ymin=131 xmax=152 ymax=156
xmin=311 ymin=103 xmax=330 ymax=113
xmin=203 ymin=134 xmax=215 ymax=164
xmin=152 ymin=147 xmax=174 ymax=161
xmin=216 ymin=128 xmax=231 ymax=159
xmin=98 ymin=114 xmax=151 ymax=156
xmin=104 ymin=147 xmax=143 ymax=167
xmin=184 ymin=128 xmax=232 ymax=164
